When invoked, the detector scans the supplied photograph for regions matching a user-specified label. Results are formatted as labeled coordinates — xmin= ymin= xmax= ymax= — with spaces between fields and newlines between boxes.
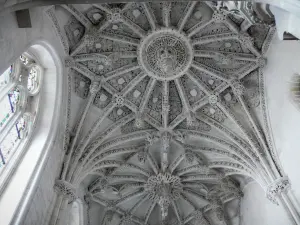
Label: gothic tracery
xmin=45 ymin=2 xmax=298 ymax=225
xmin=0 ymin=53 xmax=41 ymax=172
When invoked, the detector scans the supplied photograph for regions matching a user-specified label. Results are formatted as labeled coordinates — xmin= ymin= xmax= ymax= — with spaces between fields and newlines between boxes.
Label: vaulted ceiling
xmin=46 ymin=2 xmax=280 ymax=225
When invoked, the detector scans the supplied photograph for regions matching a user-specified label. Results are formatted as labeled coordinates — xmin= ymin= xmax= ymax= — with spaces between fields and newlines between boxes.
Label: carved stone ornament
xmin=266 ymin=176 xmax=291 ymax=205
xmin=107 ymin=8 xmax=122 ymax=23
xmin=84 ymin=34 xmax=95 ymax=46
xmin=65 ymin=56 xmax=75 ymax=68
xmin=138 ymin=28 xmax=193 ymax=81
xmin=50 ymin=1 xmax=280 ymax=224
xmin=104 ymin=210 xmax=114 ymax=224
xmin=212 ymin=10 xmax=227 ymax=22
xmin=113 ymin=94 xmax=125 ymax=107
xmin=231 ymin=79 xmax=245 ymax=96
xmin=207 ymin=197 xmax=224 ymax=221
xmin=257 ymin=57 xmax=267 ymax=68
xmin=90 ymin=81 xmax=101 ymax=94
xmin=121 ymin=214 xmax=133 ymax=225
xmin=137 ymin=150 xmax=148 ymax=164
xmin=54 ymin=179 xmax=77 ymax=202
xmin=145 ymin=173 xmax=183 ymax=200
xmin=209 ymin=94 xmax=219 ymax=105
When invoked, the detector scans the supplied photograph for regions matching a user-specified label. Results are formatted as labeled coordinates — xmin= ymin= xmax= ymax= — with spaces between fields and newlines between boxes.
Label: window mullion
xmin=0 ymin=83 xmax=16 ymax=104
xmin=0 ymin=111 xmax=22 ymax=144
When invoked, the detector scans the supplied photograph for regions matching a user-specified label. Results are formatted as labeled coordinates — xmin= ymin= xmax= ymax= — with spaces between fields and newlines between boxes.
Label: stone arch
xmin=0 ymin=39 xmax=64 ymax=225
xmin=67 ymin=199 xmax=84 ymax=225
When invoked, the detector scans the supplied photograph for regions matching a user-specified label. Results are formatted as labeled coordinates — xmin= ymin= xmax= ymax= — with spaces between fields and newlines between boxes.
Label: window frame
xmin=0 ymin=50 xmax=43 ymax=191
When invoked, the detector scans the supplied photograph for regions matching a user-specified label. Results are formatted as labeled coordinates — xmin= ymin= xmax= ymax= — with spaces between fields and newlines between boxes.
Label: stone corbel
xmin=266 ymin=176 xmax=291 ymax=205
xmin=54 ymin=179 xmax=78 ymax=203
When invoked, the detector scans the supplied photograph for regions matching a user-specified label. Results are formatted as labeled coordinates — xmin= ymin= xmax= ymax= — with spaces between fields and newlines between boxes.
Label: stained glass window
xmin=0 ymin=87 xmax=20 ymax=131
xmin=0 ymin=117 xmax=26 ymax=168
xmin=0 ymin=51 xmax=41 ymax=174
xmin=0 ymin=66 xmax=12 ymax=90
xmin=28 ymin=66 xmax=38 ymax=92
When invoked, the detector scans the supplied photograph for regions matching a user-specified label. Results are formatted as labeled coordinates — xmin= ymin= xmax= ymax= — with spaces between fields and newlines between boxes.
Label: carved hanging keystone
xmin=137 ymin=150 xmax=148 ymax=164
xmin=108 ymin=8 xmax=122 ymax=23
xmin=231 ymin=79 xmax=245 ymax=96
xmin=207 ymin=197 xmax=225 ymax=221
xmin=104 ymin=210 xmax=114 ymax=223
xmin=257 ymin=57 xmax=267 ymax=68
xmin=134 ymin=112 xmax=144 ymax=128
xmin=238 ymin=33 xmax=254 ymax=48
xmin=145 ymin=172 xmax=182 ymax=219
xmin=194 ymin=210 xmax=209 ymax=225
xmin=214 ymin=53 xmax=233 ymax=65
xmin=113 ymin=94 xmax=125 ymax=107
xmin=84 ymin=34 xmax=95 ymax=46
xmin=212 ymin=10 xmax=227 ymax=22
xmin=185 ymin=111 xmax=196 ymax=127
xmin=209 ymin=94 xmax=219 ymax=105
xmin=122 ymin=214 xmax=133 ymax=225
xmin=185 ymin=150 xmax=194 ymax=164
xmin=89 ymin=81 xmax=101 ymax=94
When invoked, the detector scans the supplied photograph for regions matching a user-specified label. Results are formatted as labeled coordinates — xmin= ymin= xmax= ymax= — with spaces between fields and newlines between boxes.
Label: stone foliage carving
xmin=48 ymin=1 xmax=284 ymax=225
xmin=54 ymin=179 xmax=77 ymax=202
xmin=266 ymin=177 xmax=291 ymax=205
xmin=82 ymin=134 xmax=243 ymax=224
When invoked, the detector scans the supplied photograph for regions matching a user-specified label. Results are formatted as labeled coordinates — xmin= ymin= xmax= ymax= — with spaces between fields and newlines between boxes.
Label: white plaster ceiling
xmin=47 ymin=2 xmax=277 ymax=225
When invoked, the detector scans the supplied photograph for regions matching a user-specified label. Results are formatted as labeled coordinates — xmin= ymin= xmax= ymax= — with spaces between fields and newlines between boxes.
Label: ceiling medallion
xmin=145 ymin=173 xmax=183 ymax=219
xmin=138 ymin=28 xmax=193 ymax=81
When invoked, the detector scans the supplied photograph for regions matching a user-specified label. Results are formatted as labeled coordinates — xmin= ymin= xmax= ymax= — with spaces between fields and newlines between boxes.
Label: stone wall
xmin=0 ymin=6 xmax=66 ymax=225
xmin=240 ymin=182 xmax=292 ymax=225
xmin=22 ymin=141 xmax=64 ymax=225
xmin=264 ymin=35 xmax=300 ymax=209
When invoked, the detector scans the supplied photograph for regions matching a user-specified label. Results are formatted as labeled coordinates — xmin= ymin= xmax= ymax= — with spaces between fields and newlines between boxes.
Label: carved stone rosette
xmin=145 ymin=173 xmax=183 ymax=219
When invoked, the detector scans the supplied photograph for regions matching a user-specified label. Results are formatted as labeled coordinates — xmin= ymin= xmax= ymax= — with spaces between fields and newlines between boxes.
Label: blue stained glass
xmin=8 ymin=87 xmax=20 ymax=113
xmin=0 ymin=87 xmax=20 ymax=131
xmin=0 ymin=117 xmax=26 ymax=170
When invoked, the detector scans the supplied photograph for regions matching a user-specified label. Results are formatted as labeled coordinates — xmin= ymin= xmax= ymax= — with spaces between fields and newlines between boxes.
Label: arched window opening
xmin=0 ymin=52 xmax=42 ymax=173
xmin=67 ymin=200 xmax=84 ymax=225
xmin=0 ymin=115 xmax=30 ymax=169
xmin=0 ymin=87 xmax=20 ymax=132
xmin=0 ymin=41 xmax=63 ymax=225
